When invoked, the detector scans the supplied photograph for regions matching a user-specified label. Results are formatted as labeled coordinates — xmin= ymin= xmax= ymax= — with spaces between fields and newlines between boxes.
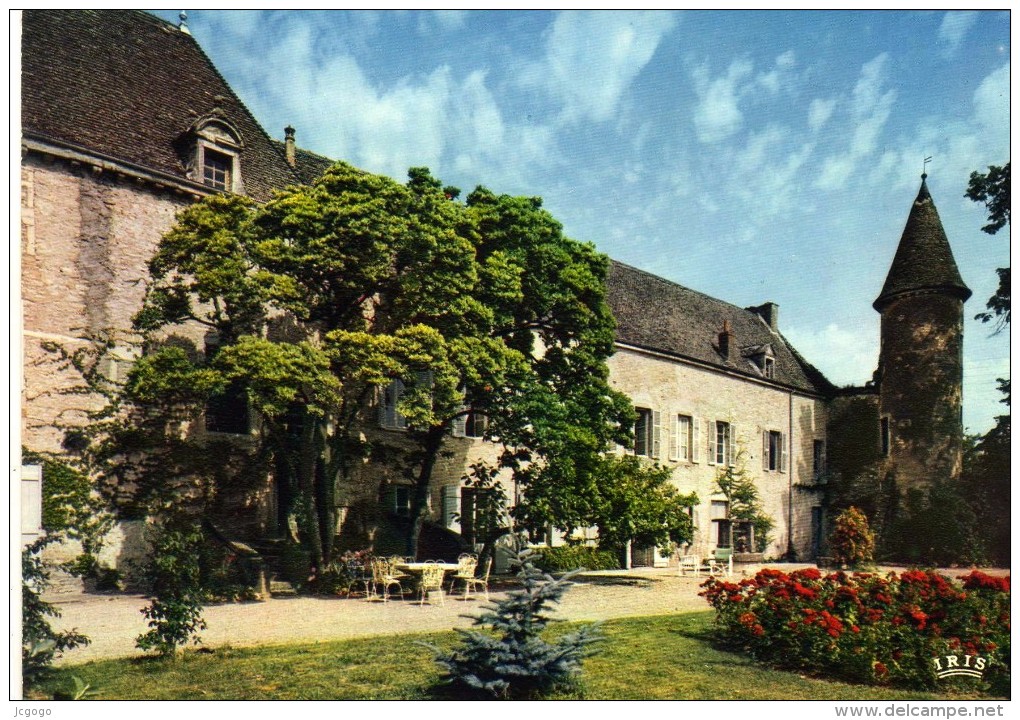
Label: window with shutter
xmin=452 ymin=415 xmax=467 ymax=437
xmin=711 ymin=421 xmax=733 ymax=466
xmin=764 ymin=429 xmax=786 ymax=472
xmin=673 ymin=414 xmax=693 ymax=462
xmin=441 ymin=485 xmax=460 ymax=529
xmin=465 ymin=411 xmax=488 ymax=439
xmin=387 ymin=486 xmax=411 ymax=517
xmin=726 ymin=423 xmax=736 ymax=466
xmin=634 ymin=407 xmax=653 ymax=456
xmin=813 ymin=439 xmax=826 ymax=480
xmin=379 ymin=380 xmax=408 ymax=430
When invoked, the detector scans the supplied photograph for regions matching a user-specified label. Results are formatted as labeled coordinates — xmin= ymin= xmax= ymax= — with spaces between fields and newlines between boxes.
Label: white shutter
xmin=377 ymin=386 xmax=388 ymax=427
xmin=692 ymin=418 xmax=701 ymax=463
xmin=668 ymin=414 xmax=679 ymax=461
xmin=452 ymin=412 xmax=467 ymax=437
xmin=727 ymin=423 xmax=736 ymax=466
xmin=393 ymin=379 xmax=407 ymax=429
xmin=780 ymin=432 xmax=788 ymax=473
xmin=762 ymin=430 xmax=769 ymax=471
xmin=652 ymin=410 xmax=662 ymax=459
xmin=707 ymin=421 xmax=717 ymax=465
xmin=441 ymin=485 xmax=460 ymax=529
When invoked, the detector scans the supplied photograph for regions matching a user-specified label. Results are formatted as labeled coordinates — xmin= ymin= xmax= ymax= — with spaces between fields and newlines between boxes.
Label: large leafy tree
xmin=961 ymin=162 xmax=1010 ymax=566
xmin=114 ymin=162 xmax=647 ymax=569
xmin=965 ymin=162 xmax=1010 ymax=329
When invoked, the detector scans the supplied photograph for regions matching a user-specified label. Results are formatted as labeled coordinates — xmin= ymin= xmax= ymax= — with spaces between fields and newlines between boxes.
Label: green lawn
xmin=33 ymin=612 xmax=996 ymax=700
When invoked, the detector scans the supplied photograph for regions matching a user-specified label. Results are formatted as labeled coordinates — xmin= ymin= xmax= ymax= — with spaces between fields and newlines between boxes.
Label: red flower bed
xmin=701 ymin=568 xmax=1010 ymax=692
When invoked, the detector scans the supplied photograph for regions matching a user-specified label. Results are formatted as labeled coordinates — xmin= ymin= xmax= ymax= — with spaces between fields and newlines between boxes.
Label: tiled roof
xmin=606 ymin=261 xmax=834 ymax=395
xmin=271 ymin=140 xmax=336 ymax=184
xmin=20 ymin=10 xmax=317 ymax=201
xmin=874 ymin=176 xmax=972 ymax=311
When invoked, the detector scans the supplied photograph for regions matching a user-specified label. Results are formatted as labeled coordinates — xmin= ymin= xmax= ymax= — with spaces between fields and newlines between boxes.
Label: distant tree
xmin=828 ymin=506 xmax=875 ymax=568
xmin=962 ymin=163 xmax=1010 ymax=566
xmin=553 ymin=455 xmax=697 ymax=556
xmin=715 ymin=451 xmax=774 ymax=553
xmin=961 ymin=382 xmax=1011 ymax=566
xmin=965 ymin=162 xmax=1010 ymax=330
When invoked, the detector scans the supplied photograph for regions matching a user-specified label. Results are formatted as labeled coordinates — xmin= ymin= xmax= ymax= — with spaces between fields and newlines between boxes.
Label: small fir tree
xmin=431 ymin=545 xmax=602 ymax=699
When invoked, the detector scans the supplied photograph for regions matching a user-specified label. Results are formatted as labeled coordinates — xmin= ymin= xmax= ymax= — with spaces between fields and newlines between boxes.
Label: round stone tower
xmin=873 ymin=174 xmax=971 ymax=488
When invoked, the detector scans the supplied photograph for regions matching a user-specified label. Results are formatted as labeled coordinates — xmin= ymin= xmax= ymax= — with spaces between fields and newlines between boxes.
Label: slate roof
xmin=272 ymin=141 xmax=336 ymax=184
xmin=21 ymin=10 xmax=322 ymax=201
xmin=606 ymin=261 xmax=835 ymax=396
xmin=874 ymin=176 xmax=972 ymax=312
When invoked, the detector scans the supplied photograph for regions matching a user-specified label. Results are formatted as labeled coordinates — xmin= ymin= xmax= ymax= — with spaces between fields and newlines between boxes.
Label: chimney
xmin=718 ymin=320 xmax=734 ymax=360
xmin=284 ymin=125 xmax=296 ymax=168
xmin=748 ymin=302 xmax=779 ymax=331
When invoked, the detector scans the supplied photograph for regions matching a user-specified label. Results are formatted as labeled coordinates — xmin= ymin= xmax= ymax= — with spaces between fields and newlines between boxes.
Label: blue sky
xmin=153 ymin=10 xmax=1010 ymax=434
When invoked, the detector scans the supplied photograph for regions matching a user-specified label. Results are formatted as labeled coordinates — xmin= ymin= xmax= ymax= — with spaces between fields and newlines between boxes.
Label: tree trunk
xmin=406 ymin=426 xmax=446 ymax=558
xmin=477 ymin=525 xmax=512 ymax=578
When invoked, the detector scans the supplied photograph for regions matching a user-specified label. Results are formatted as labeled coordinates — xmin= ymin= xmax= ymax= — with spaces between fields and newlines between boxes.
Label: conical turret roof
xmin=873 ymin=175 xmax=972 ymax=312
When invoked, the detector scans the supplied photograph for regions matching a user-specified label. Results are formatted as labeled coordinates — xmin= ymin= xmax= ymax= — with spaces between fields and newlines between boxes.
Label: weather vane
xmin=923 ymin=155 xmax=932 ymax=177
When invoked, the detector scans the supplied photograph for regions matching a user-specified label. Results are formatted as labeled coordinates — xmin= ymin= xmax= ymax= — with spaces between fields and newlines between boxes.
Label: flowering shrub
xmin=310 ymin=549 xmax=374 ymax=595
xmin=702 ymin=568 xmax=1009 ymax=693
xmin=828 ymin=506 xmax=875 ymax=567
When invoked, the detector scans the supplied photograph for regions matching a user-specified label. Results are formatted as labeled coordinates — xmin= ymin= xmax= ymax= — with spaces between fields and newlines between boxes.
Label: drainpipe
xmin=786 ymin=390 xmax=795 ymax=560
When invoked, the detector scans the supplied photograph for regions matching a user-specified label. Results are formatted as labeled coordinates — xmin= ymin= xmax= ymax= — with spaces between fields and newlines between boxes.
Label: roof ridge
xmin=609 ymin=259 xmax=767 ymax=319
xmin=271 ymin=138 xmax=335 ymax=163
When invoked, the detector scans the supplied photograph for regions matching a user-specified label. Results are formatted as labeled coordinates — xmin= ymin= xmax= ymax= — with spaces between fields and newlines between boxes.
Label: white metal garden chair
xmin=417 ymin=562 xmax=446 ymax=606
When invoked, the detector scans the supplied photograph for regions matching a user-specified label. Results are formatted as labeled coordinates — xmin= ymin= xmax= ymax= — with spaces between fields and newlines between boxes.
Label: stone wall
xmin=21 ymin=155 xmax=192 ymax=454
xmin=878 ymin=292 xmax=966 ymax=488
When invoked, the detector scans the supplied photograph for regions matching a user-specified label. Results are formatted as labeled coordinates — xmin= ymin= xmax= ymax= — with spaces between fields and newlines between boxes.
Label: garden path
xmin=45 ymin=563 xmax=1007 ymax=666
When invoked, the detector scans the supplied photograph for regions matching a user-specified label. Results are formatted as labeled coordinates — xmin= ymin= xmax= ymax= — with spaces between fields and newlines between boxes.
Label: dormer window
xmin=202 ymin=148 xmax=232 ymax=190
xmin=741 ymin=343 xmax=775 ymax=379
xmin=182 ymin=116 xmax=244 ymax=194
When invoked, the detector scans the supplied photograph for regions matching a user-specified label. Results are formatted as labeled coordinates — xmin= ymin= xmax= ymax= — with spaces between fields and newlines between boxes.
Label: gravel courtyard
xmin=47 ymin=563 xmax=1006 ymax=666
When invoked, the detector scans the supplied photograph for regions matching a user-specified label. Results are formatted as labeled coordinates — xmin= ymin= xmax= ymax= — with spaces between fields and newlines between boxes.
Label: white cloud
xmin=937 ymin=11 xmax=978 ymax=58
xmin=691 ymin=58 xmax=754 ymax=143
xmin=807 ymin=98 xmax=835 ymax=132
xmin=972 ymin=63 xmax=1010 ymax=133
xmin=429 ymin=10 xmax=468 ymax=32
xmin=783 ymin=323 xmax=878 ymax=387
xmin=524 ymin=11 xmax=678 ymax=125
xmin=757 ymin=50 xmax=796 ymax=94
xmin=815 ymin=54 xmax=896 ymax=191
xmin=775 ymin=50 xmax=796 ymax=69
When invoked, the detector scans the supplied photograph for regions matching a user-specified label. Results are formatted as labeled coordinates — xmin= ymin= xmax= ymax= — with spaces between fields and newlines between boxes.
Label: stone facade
xmin=21 ymin=155 xmax=193 ymax=454
xmin=608 ymin=344 xmax=828 ymax=560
